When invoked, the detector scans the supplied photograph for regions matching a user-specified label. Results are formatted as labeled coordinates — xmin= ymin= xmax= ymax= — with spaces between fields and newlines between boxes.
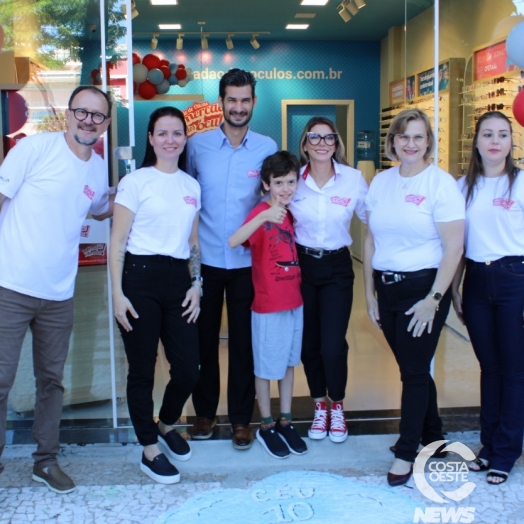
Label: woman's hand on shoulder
xmin=182 ymin=285 xmax=201 ymax=323
xmin=113 ymin=293 xmax=139 ymax=332
xmin=405 ymin=296 xmax=437 ymax=337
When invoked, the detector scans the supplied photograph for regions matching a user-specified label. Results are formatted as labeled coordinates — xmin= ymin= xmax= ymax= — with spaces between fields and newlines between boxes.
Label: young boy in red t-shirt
xmin=228 ymin=151 xmax=306 ymax=459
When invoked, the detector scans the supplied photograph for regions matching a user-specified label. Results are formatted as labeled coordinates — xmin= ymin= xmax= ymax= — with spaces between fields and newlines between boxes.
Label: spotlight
xmin=176 ymin=34 xmax=184 ymax=50
xmin=225 ymin=34 xmax=234 ymax=50
xmin=250 ymin=34 xmax=260 ymax=49
xmin=337 ymin=3 xmax=352 ymax=22
xmin=122 ymin=0 xmax=139 ymax=19
xmin=354 ymin=0 xmax=366 ymax=7
xmin=201 ymin=34 xmax=209 ymax=50
xmin=151 ymin=34 xmax=158 ymax=50
xmin=346 ymin=1 xmax=358 ymax=15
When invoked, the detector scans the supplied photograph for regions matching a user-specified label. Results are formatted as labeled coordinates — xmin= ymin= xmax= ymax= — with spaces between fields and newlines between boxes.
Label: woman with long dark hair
xmin=363 ymin=108 xmax=465 ymax=486
xmin=452 ymin=111 xmax=524 ymax=485
xmin=288 ymin=116 xmax=367 ymax=444
xmin=109 ymin=107 xmax=201 ymax=484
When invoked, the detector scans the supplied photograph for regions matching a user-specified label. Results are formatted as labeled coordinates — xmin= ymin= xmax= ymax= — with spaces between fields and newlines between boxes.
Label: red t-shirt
xmin=243 ymin=202 xmax=303 ymax=314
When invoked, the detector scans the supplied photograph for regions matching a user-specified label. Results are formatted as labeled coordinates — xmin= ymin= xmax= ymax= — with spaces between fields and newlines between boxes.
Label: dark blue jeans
xmin=374 ymin=270 xmax=450 ymax=463
xmin=463 ymin=256 xmax=524 ymax=473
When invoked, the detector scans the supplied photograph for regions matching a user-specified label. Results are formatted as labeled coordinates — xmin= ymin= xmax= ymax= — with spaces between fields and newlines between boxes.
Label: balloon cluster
xmin=506 ymin=21 xmax=524 ymax=128
xmin=89 ymin=61 xmax=117 ymax=86
xmin=132 ymin=53 xmax=194 ymax=100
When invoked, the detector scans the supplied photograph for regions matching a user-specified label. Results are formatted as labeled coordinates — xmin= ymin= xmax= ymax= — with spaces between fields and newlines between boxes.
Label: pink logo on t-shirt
xmin=405 ymin=194 xmax=426 ymax=206
xmin=248 ymin=170 xmax=260 ymax=178
xmin=493 ymin=198 xmax=515 ymax=210
xmin=184 ymin=196 xmax=197 ymax=207
xmin=83 ymin=185 xmax=95 ymax=200
xmin=331 ymin=196 xmax=351 ymax=207
xmin=80 ymin=225 xmax=90 ymax=238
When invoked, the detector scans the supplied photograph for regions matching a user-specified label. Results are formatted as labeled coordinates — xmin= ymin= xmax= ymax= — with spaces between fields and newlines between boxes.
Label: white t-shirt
xmin=288 ymin=161 xmax=368 ymax=249
xmin=458 ymin=171 xmax=524 ymax=262
xmin=115 ymin=166 xmax=200 ymax=259
xmin=366 ymin=164 xmax=465 ymax=271
xmin=0 ymin=132 xmax=110 ymax=300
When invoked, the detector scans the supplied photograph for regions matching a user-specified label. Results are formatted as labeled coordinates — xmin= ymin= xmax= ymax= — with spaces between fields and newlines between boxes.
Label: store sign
xmin=389 ymin=79 xmax=405 ymax=105
xmin=474 ymin=40 xmax=516 ymax=80
xmin=417 ymin=63 xmax=450 ymax=96
xmin=183 ymin=101 xmax=223 ymax=138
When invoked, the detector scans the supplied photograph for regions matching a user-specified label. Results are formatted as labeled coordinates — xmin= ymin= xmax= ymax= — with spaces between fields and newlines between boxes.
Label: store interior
xmin=1 ymin=0 xmax=523 ymax=438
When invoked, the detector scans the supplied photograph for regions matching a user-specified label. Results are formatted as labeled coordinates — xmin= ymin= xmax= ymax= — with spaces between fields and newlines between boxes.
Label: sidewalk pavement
xmin=1 ymin=430 xmax=523 ymax=523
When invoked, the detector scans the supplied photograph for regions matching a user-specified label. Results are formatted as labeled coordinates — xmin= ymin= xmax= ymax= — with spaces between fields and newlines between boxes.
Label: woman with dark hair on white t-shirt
xmin=109 ymin=107 xmax=201 ymax=485
xmin=452 ymin=111 xmax=524 ymax=486
xmin=363 ymin=108 xmax=465 ymax=487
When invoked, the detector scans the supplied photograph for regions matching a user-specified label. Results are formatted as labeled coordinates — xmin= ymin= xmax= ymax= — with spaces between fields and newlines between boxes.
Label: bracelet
xmin=191 ymin=283 xmax=203 ymax=297
xmin=191 ymin=276 xmax=204 ymax=283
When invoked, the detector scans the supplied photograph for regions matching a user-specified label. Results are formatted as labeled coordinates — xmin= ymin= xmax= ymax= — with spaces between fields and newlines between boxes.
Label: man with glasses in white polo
xmin=0 ymin=86 xmax=114 ymax=493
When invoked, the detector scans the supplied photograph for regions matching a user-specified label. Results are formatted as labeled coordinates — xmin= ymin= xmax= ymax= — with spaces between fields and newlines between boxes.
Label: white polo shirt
xmin=288 ymin=161 xmax=368 ymax=250
xmin=458 ymin=171 xmax=524 ymax=262
xmin=115 ymin=166 xmax=200 ymax=260
xmin=366 ymin=164 xmax=465 ymax=272
xmin=0 ymin=132 xmax=110 ymax=301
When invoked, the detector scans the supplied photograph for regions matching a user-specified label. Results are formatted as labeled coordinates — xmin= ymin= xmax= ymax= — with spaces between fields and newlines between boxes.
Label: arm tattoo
xmin=117 ymin=249 xmax=126 ymax=264
xmin=189 ymin=243 xmax=201 ymax=278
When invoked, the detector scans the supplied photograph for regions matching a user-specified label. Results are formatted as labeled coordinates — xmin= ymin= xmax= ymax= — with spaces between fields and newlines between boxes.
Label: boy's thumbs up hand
xmin=263 ymin=203 xmax=287 ymax=224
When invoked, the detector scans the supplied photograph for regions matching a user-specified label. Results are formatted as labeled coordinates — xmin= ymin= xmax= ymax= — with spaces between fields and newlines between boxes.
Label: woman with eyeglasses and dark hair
xmin=363 ymin=108 xmax=465 ymax=486
xmin=288 ymin=116 xmax=367 ymax=444
xmin=451 ymin=111 xmax=524 ymax=486
xmin=109 ymin=106 xmax=201 ymax=484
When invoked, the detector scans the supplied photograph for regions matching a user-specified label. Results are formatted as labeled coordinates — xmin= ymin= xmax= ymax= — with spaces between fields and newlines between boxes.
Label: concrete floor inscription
xmin=155 ymin=471 xmax=423 ymax=524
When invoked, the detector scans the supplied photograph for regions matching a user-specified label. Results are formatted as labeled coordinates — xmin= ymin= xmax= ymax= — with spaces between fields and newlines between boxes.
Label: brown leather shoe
xmin=387 ymin=466 xmax=413 ymax=487
xmin=231 ymin=424 xmax=253 ymax=450
xmin=190 ymin=417 xmax=217 ymax=440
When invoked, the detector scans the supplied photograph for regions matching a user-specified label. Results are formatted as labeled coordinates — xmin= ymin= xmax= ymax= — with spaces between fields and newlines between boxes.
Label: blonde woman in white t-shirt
xmin=452 ymin=111 xmax=524 ymax=486
xmin=109 ymin=107 xmax=202 ymax=484
xmin=363 ymin=109 xmax=465 ymax=487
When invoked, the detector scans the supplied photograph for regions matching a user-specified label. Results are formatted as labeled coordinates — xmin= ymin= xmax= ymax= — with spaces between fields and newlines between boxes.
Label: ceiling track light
xmin=250 ymin=34 xmax=260 ymax=49
xmin=346 ymin=1 xmax=359 ymax=15
xmin=123 ymin=0 xmax=139 ymax=19
xmin=337 ymin=3 xmax=351 ymax=22
xmin=354 ymin=0 xmax=366 ymax=8
xmin=150 ymin=34 xmax=159 ymax=49
xmin=176 ymin=34 xmax=184 ymax=50
xmin=201 ymin=34 xmax=209 ymax=49
xmin=225 ymin=34 xmax=234 ymax=50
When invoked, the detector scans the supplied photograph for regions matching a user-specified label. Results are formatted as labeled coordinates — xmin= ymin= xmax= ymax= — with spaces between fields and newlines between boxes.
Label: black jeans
xmin=118 ymin=254 xmax=200 ymax=446
xmin=300 ymin=248 xmax=354 ymax=401
xmin=463 ymin=256 xmax=524 ymax=473
xmin=191 ymin=264 xmax=255 ymax=425
xmin=374 ymin=270 xmax=450 ymax=463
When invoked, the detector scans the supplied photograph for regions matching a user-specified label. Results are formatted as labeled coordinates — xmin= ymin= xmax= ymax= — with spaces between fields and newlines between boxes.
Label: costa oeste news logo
xmin=412 ymin=440 xmax=477 ymax=523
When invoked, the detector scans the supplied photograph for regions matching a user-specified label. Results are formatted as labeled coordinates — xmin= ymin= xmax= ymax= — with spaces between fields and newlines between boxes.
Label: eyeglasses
xmin=69 ymin=108 xmax=109 ymax=125
xmin=394 ymin=134 xmax=427 ymax=145
xmin=307 ymin=133 xmax=338 ymax=146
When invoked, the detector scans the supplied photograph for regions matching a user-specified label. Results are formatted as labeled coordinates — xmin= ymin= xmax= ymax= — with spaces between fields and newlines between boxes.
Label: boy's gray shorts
xmin=251 ymin=305 xmax=303 ymax=380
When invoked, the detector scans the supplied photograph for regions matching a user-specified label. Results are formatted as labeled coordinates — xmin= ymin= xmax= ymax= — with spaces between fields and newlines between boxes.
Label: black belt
xmin=374 ymin=268 xmax=436 ymax=285
xmin=296 ymin=244 xmax=346 ymax=259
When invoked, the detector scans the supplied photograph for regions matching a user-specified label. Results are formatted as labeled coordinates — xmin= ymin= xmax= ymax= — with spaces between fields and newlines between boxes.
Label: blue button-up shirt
xmin=186 ymin=125 xmax=277 ymax=269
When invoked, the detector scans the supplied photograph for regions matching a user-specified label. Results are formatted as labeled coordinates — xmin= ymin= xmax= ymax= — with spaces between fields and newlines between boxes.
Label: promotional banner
xmin=474 ymin=40 xmax=517 ymax=81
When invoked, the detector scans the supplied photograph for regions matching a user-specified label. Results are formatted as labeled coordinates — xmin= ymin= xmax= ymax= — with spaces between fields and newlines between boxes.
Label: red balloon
xmin=8 ymin=92 xmax=28 ymax=133
xmin=159 ymin=59 xmax=170 ymax=67
xmin=177 ymin=64 xmax=186 ymax=69
xmin=142 ymin=53 xmax=161 ymax=70
xmin=91 ymin=69 xmax=99 ymax=78
xmin=138 ymin=80 xmax=157 ymax=100
xmin=160 ymin=66 xmax=171 ymax=79
xmin=175 ymin=68 xmax=187 ymax=80
xmin=512 ymin=90 xmax=524 ymax=128
xmin=132 ymin=53 xmax=141 ymax=65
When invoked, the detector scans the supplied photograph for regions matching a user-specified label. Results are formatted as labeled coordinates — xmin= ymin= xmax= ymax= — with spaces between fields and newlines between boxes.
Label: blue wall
xmin=127 ymin=39 xmax=381 ymax=170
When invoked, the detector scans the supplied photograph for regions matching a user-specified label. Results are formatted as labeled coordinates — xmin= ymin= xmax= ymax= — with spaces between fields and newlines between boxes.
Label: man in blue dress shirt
xmin=186 ymin=69 xmax=277 ymax=449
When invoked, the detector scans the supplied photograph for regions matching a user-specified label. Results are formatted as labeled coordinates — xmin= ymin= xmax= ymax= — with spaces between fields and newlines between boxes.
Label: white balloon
xmin=187 ymin=73 xmax=194 ymax=81
xmin=133 ymin=63 xmax=148 ymax=83
xmin=178 ymin=78 xmax=188 ymax=87
xmin=185 ymin=67 xmax=193 ymax=75
xmin=506 ymin=21 xmax=524 ymax=69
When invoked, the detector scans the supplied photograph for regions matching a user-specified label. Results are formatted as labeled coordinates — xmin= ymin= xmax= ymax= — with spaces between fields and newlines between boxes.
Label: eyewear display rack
xmin=380 ymin=58 xmax=465 ymax=178
xmin=459 ymin=69 xmax=524 ymax=175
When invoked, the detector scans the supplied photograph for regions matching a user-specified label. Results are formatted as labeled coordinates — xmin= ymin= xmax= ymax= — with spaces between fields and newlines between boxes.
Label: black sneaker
xmin=275 ymin=419 xmax=308 ymax=455
xmin=158 ymin=430 xmax=192 ymax=462
xmin=256 ymin=426 xmax=290 ymax=459
xmin=140 ymin=453 xmax=180 ymax=484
